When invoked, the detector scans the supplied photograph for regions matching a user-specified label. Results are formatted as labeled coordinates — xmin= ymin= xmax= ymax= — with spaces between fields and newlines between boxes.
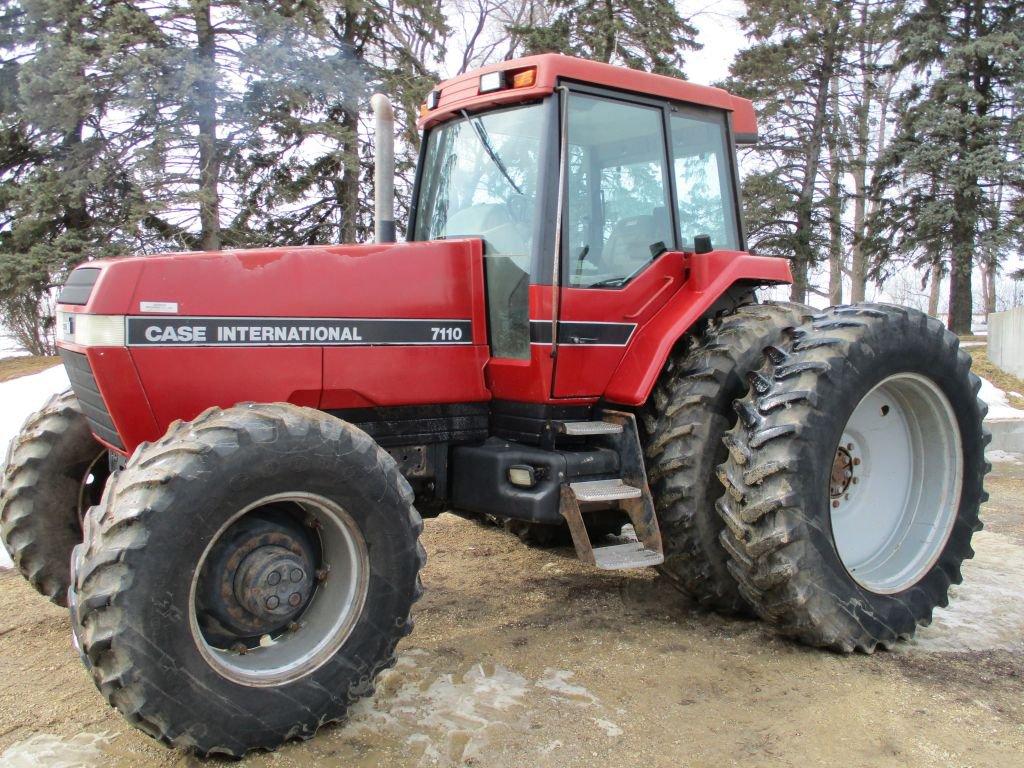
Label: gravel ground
xmin=0 ymin=462 xmax=1022 ymax=767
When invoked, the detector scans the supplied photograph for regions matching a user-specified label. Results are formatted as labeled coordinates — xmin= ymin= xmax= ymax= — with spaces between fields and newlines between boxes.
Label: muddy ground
xmin=1 ymin=463 xmax=1022 ymax=767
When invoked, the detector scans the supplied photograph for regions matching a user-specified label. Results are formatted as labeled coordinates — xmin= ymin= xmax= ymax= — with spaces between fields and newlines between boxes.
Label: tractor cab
xmin=405 ymin=54 xmax=774 ymax=404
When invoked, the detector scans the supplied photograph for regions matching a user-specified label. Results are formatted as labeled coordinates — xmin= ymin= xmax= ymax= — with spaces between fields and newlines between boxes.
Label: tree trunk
xmin=338 ymin=106 xmax=360 ymax=243
xmin=826 ymin=79 xmax=843 ymax=306
xmin=848 ymin=0 xmax=872 ymax=304
xmin=985 ymin=253 xmax=996 ymax=314
xmin=927 ymin=261 xmax=942 ymax=317
xmin=333 ymin=9 xmax=361 ymax=244
xmin=192 ymin=0 xmax=221 ymax=251
xmin=947 ymin=188 xmax=975 ymax=334
xmin=791 ymin=20 xmax=840 ymax=305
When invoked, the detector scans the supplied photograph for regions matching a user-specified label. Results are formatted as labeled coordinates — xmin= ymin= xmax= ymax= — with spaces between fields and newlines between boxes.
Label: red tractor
xmin=1 ymin=55 xmax=988 ymax=756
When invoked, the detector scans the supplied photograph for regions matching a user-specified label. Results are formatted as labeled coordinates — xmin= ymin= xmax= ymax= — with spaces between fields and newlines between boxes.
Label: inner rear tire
xmin=1 ymin=389 xmax=108 ymax=606
xmin=70 ymin=403 xmax=425 ymax=756
xmin=642 ymin=302 xmax=812 ymax=613
xmin=717 ymin=305 xmax=989 ymax=652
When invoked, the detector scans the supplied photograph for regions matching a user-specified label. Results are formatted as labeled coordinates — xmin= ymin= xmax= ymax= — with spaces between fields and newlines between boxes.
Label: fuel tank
xmin=55 ymin=240 xmax=491 ymax=454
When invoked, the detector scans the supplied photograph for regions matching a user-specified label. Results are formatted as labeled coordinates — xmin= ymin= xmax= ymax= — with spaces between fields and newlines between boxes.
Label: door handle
xmin=624 ymin=276 xmax=674 ymax=320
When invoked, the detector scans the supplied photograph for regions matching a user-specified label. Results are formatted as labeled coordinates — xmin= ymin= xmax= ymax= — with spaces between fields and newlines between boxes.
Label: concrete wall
xmin=989 ymin=307 xmax=1024 ymax=380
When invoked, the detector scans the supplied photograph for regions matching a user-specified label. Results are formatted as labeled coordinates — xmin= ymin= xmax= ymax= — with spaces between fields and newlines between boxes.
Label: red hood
xmin=64 ymin=240 xmax=487 ymax=326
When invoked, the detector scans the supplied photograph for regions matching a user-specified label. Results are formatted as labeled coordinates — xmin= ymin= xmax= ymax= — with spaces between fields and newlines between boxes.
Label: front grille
xmin=58 ymin=349 xmax=125 ymax=449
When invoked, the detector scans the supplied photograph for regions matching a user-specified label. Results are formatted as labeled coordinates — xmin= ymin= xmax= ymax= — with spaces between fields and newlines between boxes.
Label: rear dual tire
xmin=643 ymin=302 xmax=813 ymax=613
xmin=717 ymin=305 xmax=989 ymax=652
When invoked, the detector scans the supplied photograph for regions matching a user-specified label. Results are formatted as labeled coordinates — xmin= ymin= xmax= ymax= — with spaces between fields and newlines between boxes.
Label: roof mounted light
xmin=511 ymin=68 xmax=536 ymax=88
xmin=425 ymin=90 xmax=440 ymax=109
xmin=479 ymin=71 xmax=505 ymax=94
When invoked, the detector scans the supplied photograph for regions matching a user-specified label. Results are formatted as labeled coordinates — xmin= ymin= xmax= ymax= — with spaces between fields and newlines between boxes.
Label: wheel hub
xmin=830 ymin=446 xmax=854 ymax=499
xmin=233 ymin=545 xmax=313 ymax=623
xmin=190 ymin=494 xmax=370 ymax=687
xmin=196 ymin=511 xmax=319 ymax=643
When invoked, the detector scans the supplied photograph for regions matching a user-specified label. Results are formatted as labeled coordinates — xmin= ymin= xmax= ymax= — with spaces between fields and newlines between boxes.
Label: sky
xmin=680 ymin=0 xmax=747 ymax=86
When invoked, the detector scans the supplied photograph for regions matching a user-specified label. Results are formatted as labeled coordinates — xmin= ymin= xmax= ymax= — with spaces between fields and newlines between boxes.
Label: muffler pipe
xmin=371 ymin=93 xmax=396 ymax=243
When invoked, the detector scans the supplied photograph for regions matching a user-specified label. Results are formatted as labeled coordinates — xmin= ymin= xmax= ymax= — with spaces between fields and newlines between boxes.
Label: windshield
xmin=413 ymin=103 xmax=545 ymax=266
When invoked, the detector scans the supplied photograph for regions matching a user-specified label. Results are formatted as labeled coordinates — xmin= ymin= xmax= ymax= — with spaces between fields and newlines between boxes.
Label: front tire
xmin=1 ymin=390 xmax=109 ymax=606
xmin=717 ymin=305 xmax=989 ymax=652
xmin=70 ymin=403 xmax=425 ymax=756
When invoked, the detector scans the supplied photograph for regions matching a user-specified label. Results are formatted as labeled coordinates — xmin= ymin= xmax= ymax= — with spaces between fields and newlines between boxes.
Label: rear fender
xmin=603 ymin=251 xmax=792 ymax=406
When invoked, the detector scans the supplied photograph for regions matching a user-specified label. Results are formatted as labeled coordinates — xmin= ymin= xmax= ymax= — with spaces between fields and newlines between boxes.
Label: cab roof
xmin=417 ymin=53 xmax=757 ymax=143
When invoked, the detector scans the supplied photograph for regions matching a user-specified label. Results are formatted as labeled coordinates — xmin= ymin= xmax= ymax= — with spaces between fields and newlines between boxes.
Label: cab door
xmin=552 ymin=89 xmax=683 ymax=398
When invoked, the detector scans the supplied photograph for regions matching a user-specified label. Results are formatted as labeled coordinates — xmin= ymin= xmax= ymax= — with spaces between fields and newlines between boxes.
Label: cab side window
xmin=565 ymin=94 xmax=673 ymax=288
xmin=670 ymin=111 xmax=740 ymax=251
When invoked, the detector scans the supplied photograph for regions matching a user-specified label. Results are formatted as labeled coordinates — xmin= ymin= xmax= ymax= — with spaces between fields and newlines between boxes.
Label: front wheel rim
xmin=189 ymin=492 xmax=369 ymax=687
xmin=829 ymin=373 xmax=963 ymax=595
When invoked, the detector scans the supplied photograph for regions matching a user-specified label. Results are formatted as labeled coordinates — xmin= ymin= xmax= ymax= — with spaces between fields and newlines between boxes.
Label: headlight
xmin=57 ymin=312 xmax=126 ymax=346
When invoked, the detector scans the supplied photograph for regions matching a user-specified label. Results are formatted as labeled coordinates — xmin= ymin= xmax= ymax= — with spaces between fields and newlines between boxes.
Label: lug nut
xmin=265 ymin=595 xmax=280 ymax=610
xmin=832 ymin=500 xmax=840 ymax=508
xmin=853 ymin=458 xmax=861 ymax=466
xmin=288 ymin=592 xmax=302 ymax=607
xmin=290 ymin=568 xmax=304 ymax=583
xmin=267 ymin=571 xmax=281 ymax=586
xmin=231 ymin=642 xmax=248 ymax=655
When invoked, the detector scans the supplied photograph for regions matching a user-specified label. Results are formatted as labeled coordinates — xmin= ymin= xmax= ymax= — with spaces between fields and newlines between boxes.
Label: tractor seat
xmin=602 ymin=209 xmax=672 ymax=267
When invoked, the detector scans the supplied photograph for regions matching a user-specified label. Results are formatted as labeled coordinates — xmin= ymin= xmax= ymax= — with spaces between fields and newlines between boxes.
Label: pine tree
xmin=871 ymin=0 xmax=1023 ymax=333
xmin=512 ymin=0 xmax=699 ymax=76
xmin=0 ymin=0 xmax=145 ymax=354
xmin=724 ymin=0 xmax=853 ymax=303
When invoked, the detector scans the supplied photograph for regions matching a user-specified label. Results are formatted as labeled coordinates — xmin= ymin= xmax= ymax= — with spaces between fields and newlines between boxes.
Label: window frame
xmin=407 ymin=97 xmax=560 ymax=287
xmin=669 ymin=103 xmax=743 ymax=253
xmin=556 ymin=80 xmax=745 ymax=290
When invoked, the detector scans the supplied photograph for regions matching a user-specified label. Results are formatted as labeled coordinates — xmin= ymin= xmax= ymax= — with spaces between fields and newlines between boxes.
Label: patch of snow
xmin=903 ymin=531 xmax=1024 ymax=653
xmin=0 ymin=731 xmax=114 ymax=767
xmin=592 ymin=717 xmax=623 ymax=737
xmin=535 ymin=668 xmax=599 ymax=705
xmin=347 ymin=659 xmax=532 ymax=765
xmin=986 ymin=449 xmax=1024 ymax=464
xmin=978 ymin=376 xmax=1024 ymax=421
xmin=343 ymin=652 xmax=619 ymax=765
xmin=0 ymin=365 xmax=71 ymax=569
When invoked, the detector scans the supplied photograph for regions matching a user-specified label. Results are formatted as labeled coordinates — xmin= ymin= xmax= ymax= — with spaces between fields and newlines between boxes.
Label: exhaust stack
xmin=371 ymin=94 xmax=396 ymax=243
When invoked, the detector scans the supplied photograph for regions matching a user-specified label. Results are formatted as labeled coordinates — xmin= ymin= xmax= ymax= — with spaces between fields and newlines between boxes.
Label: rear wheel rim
xmin=829 ymin=373 xmax=962 ymax=595
xmin=189 ymin=492 xmax=369 ymax=687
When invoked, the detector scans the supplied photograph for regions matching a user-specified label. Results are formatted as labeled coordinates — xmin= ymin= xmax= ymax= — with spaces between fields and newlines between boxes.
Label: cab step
xmin=558 ymin=410 xmax=663 ymax=571
xmin=570 ymin=479 xmax=641 ymax=503
xmin=592 ymin=541 xmax=664 ymax=570
xmin=556 ymin=420 xmax=624 ymax=437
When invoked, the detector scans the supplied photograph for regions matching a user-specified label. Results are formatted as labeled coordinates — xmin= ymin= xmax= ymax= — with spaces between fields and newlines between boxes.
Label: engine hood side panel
xmin=58 ymin=240 xmax=492 ymax=452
